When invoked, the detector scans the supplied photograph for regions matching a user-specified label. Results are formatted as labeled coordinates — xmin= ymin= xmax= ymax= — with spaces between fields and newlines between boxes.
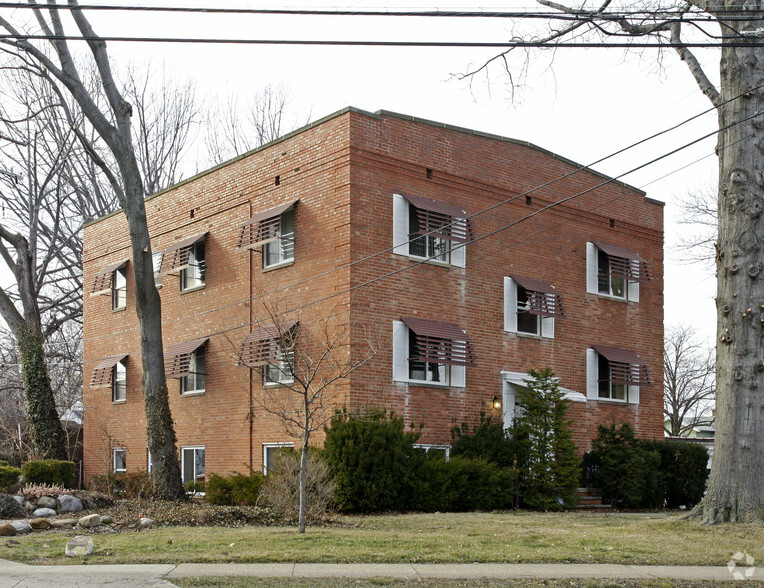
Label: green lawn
xmin=1 ymin=511 xmax=761 ymax=567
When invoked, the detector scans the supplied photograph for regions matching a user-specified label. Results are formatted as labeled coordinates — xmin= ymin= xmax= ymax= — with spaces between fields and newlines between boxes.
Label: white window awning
xmin=501 ymin=371 xmax=587 ymax=403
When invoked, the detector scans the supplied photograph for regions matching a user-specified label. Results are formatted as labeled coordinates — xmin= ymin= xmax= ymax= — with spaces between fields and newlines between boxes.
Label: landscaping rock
xmin=23 ymin=501 xmax=35 ymax=512
xmin=65 ymin=535 xmax=94 ymax=557
xmin=29 ymin=518 xmax=51 ymax=530
xmin=12 ymin=495 xmax=24 ymax=505
xmin=0 ymin=523 xmax=17 ymax=536
xmin=78 ymin=513 xmax=101 ymax=528
xmin=36 ymin=496 xmax=57 ymax=510
xmin=50 ymin=519 xmax=77 ymax=529
xmin=100 ymin=515 xmax=113 ymax=525
xmin=139 ymin=517 xmax=154 ymax=528
xmin=31 ymin=508 xmax=57 ymax=518
xmin=57 ymin=495 xmax=83 ymax=513
xmin=0 ymin=495 xmax=25 ymax=519
xmin=73 ymin=491 xmax=113 ymax=510
xmin=10 ymin=520 xmax=31 ymax=534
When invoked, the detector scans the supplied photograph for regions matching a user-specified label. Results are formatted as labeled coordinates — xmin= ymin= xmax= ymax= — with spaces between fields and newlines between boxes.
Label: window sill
xmin=112 ymin=400 xmax=126 ymax=405
xmin=114 ymin=470 xmax=127 ymax=475
xmin=112 ymin=306 xmax=127 ymax=313
xmin=596 ymin=293 xmax=630 ymax=303
xmin=180 ymin=284 xmax=206 ymax=295
xmin=394 ymin=378 xmax=454 ymax=389
xmin=263 ymin=259 xmax=294 ymax=273
xmin=264 ymin=381 xmax=295 ymax=388
xmin=181 ymin=390 xmax=206 ymax=397
xmin=406 ymin=255 xmax=452 ymax=268
xmin=596 ymin=398 xmax=629 ymax=405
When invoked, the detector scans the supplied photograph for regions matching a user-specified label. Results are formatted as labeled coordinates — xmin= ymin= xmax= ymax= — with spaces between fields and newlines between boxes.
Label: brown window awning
xmin=165 ymin=337 xmax=208 ymax=379
xmin=159 ymin=232 xmax=207 ymax=275
xmin=90 ymin=354 xmax=128 ymax=389
xmin=238 ymin=320 xmax=299 ymax=366
xmin=402 ymin=193 xmax=472 ymax=243
xmin=593 ymin=345 xmax=652 ymax=386
xmin=510 ymin=275 xmax=565 ymax=318
xmin=402 ymin=316 xmax=476 ymax=367
xmin=236 ymin=200 xmax=298 ymax=252
xmin=89 ymin=259 xmax=128 ymax=296
xmin=593 ymin=241 xmax=652 ymax=283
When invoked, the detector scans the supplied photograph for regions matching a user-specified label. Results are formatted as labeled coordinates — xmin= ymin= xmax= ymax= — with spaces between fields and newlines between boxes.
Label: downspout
xmin=248 ymin=199 xmax=254 ymax=473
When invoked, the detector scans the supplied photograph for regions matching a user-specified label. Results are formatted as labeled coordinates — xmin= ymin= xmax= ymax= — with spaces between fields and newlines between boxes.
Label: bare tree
xmin=238 ymin=305 xmax=377 ymax=533
xmin=664 ymin=324 xmax=715 ymax=437
xmin=467 ymin=0 xmax=764 ymax=524
xmin=675 ymin=183 xmax=718 ymax=267
xmin=204 ymin=84 xmax=310 ymax=166
xmin=0 ymin=3 xmax=184 ymax=497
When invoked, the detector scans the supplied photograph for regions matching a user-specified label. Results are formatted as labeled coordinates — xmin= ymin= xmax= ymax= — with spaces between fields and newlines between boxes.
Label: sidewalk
xmin=2 ymin=559 xmax=763 ymax=587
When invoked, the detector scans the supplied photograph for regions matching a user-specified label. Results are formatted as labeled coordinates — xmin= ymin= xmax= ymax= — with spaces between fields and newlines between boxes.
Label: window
xmin=147 ymin=449 xmax=153 ymax=473
xmin=181 ymin=446 xmax=205 ymax=485
xmin=392 ymin=318 xmax=475 ymax=387
xmin=263 ymin=209 xmax=295 ymax=268
xmin=263 ymin=442 xmax=294 ymax=475
xmin=165 ymin=337 xmax=209 ymax=394
xmin=181 ymin=347 xmax=206 ymax=394
xmin=586 ymin=241 xmax=651 ymax=302
xmin=112 ymin=360 xmax=127 ymax=402
xmin=112 ymin=267 xmax=127 ymax=310
xmin=414 ymin=444 xmax=450 ymax=460
xmin=392 ymin=194 xmax=471 ymax=268
xmin=113 ymin=448 xmax=126 ymax=473
xmin=238 ymin=320 xmax=299 ymax=385
xmin=264 ymin=347 xmax=294 ymax=385
xmin=181 ymin=240 xmax=206 ymax=291
xmin=586 ymin=346 xmax=651 ymax=404
xmin=503 ymin=276 xmax=563 ymax=339
xmin=236 ymin=201 xmax=298 ymax=269
xmin=152 ymin=252 xmax=163 ymax=287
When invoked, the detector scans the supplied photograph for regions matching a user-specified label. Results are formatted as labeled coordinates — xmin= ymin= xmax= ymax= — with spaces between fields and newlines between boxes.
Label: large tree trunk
xmin=697 ymin=5 xmax=764 ymax=523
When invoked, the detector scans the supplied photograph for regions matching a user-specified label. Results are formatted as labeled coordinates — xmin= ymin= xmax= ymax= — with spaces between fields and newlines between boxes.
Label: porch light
xmin=492 ymin=395 xmax=502 ymax=410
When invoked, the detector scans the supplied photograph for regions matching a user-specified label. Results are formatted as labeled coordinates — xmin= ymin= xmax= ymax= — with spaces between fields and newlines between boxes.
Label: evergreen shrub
xmin=0 ymin=465 xmax=21 ymax=493
xmin=89 ymin=471 xmax=153 ymax=498
xmin=647 ymin=440 xmax=709 ymax=508
xmin=205 ymin=472 xmax=264 ymax=506
xmin=21 ymin=459 xmax=75 ymax=488
xmin=451 ymin=414 xmax=516 ymax=468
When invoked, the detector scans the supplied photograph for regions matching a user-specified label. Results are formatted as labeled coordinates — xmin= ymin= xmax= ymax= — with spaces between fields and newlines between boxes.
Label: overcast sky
xmin=4 ymin=1 xmax=721 ymax=344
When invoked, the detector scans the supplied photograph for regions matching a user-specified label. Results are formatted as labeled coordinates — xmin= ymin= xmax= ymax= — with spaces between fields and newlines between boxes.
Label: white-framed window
xmin=181 ymin=240 xmax=206 ymax=291
xmin=147 ymin=449 xmax=153 ymax=473
xmin=414 ymin=444 xmax=451 ymax=460
xmin=181 ymin=347 xmax=206 ymax=395
xmin=152 ymin=252 xmax=163 ymax=288
xmin=263 ymin=209 xmax=295 ymax=269
xmin=112 ymin=360 xmax=127 ymax=403
xmin=264 ymin=347 xmax=294 ymax=385
xmin=392 ymin=194 xmax=468 ymax=268
xmin=263 ymin=442 xmax=294 ymax=475
xmin=112 ymin=267 xmax=127 ymax=310
xmin=503 ymin=276 xmax=561 ymax=339
xmin=586 ymin=347 xmax=650 ymax=405
xmin=113 ymin=448 xmax=127 ymax=473
xmin=181 ymin=446 xmax=205 ymax=485
xmin=392 ymin=319 xmax=471 ymax=388
xmin=586 ymin=242 xmax=651 ymax=303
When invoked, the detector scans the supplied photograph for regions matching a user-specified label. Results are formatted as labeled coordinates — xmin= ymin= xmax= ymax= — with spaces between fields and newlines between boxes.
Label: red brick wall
xmin=82 ymin=108 xmax=663 ymax=484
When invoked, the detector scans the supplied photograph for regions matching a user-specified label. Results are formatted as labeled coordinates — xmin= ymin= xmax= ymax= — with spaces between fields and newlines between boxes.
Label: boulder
xmin=65 ymin=535 xmax=94 ymax=557
xmin=139 ymin=517 xmax=154 ymax=528
xmin=29 ymin=518 xmax=51 ymax=530
xmin=23 ymin=501 xmax=35 ymax=512
xmin=31 ymin=508 xmax=57 ymax=518
xmin=57 ymin=495 xmax=83 ymax=513
xmin=36 ymin=496 xmax=57 ymax=510
xmin=78 ymin=513 xmax=101 ymax=528
xmin=12 ymin=495 xmax=24 ymax=505
xmin=100 ymin=515 xmax=113 ymax=525
xmin=50 ymin=519 xmax=77 ymax=529
xmin=0 ymin=523 xmax=17 ymax=536
xmin=10 ymin=520 xmax=31 ymax=534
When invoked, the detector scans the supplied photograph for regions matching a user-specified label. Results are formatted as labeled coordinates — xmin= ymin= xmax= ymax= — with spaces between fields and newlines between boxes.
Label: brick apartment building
xmin=82 ymin=108 xmax=663 ymax=484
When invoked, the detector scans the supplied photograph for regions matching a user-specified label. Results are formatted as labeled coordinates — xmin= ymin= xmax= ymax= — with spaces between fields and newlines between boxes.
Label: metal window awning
xmin=593 ymin=240 xmax=652 ymax=283
xmin=89 ymin=259 xmax=128 ymax=296
xmin=501 ymin=371 xmax=586 ymax=403
xmin=238 ymin=320 xmax=299 ymax=366
xmin=510 ymin=275 xmax=565 ymax=318
xmin=593 ymin=344 xmax=652 ymax=386
xmin=402 ymin=193 xmax=472 ymax=243
xmin=159 ymin=232 xmax=207 ymax=275
xmin=236 ymin=200 xmax=298 ymax=252
xmin=165 ymin=337 xmax=208 ymax=379
xmin=401 ymin=316 xmax=476 ymax=367
xmin=90 ymin=354 xmax=129 ymax=389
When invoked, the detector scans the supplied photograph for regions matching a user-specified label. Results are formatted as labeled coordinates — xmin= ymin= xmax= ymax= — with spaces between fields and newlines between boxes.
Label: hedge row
xmin=21 ymin=459 xmax=75 ymax=488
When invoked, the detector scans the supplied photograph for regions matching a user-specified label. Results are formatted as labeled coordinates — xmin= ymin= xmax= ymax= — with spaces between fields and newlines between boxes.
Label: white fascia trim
xmin=500 ymin=370 xmax=587 ymax=403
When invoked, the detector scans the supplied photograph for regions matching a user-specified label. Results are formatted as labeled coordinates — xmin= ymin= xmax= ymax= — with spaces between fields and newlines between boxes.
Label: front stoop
xmin=573 ymin=487 xmax=614 ymax=513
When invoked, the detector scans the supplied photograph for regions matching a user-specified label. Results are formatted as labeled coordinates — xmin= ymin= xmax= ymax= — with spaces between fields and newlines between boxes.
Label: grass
xmin=1 ymin=511 xmax=762 ymax=567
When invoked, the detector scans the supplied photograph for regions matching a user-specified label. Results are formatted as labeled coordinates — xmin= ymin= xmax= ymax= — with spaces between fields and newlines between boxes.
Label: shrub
xmin=451 ymin=414 xmax=516 ymax=468
xmin=649 ymin=440 xmax=709 ymax=508
xmin=21 ymin=459 xmax=75 ymax=488
xmin=324 ymin=409 xmax=420 ymax=512
xmin=0 ymin=494 xmax=25 ymax=519
xmin=20 ymin=483 xmax=65 ymax=502
xmin=414 ymin=456 xmax=515 ymax=512
xmin=205 ymin=472 xmax=264 ymax=506
xmin=0 ymin=464 xmax=21 ymax=493
xmin=89 ymin=471 xmax=153 ymax=498
xmin=587 ymin=423 xmax=661 ymax=508
xmin=184 ymin=480 xmax=206 ymax=494
xmin=259 ymin=449 xmax=334 ymax=520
